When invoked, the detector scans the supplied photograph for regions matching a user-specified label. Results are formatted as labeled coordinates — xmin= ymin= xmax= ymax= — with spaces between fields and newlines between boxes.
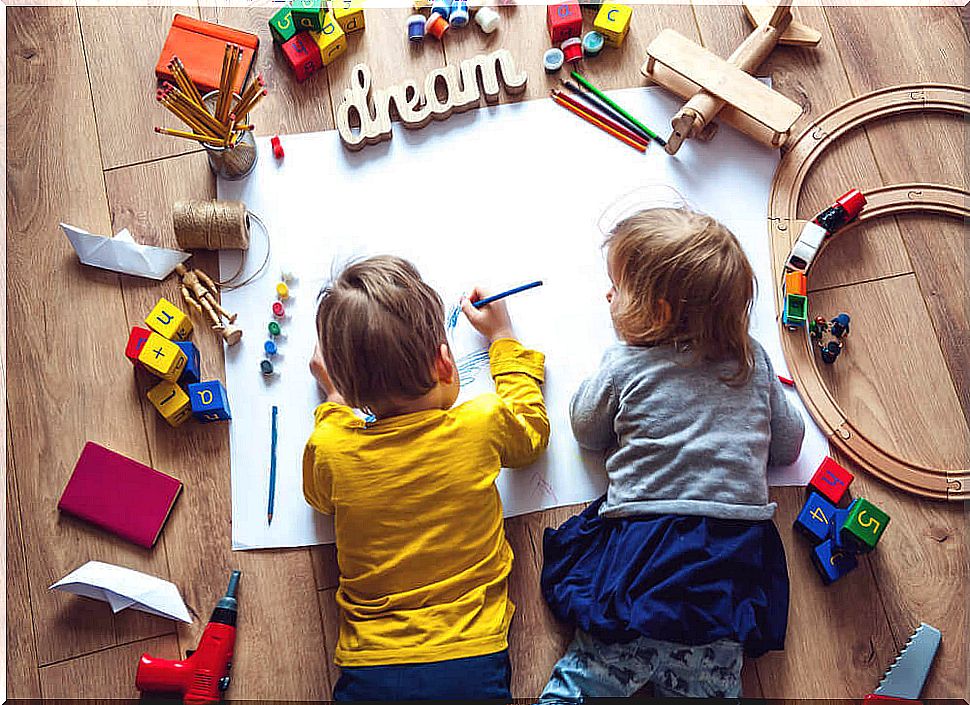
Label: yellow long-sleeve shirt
xmin=303 ymin=338 xmax=549 ymax=667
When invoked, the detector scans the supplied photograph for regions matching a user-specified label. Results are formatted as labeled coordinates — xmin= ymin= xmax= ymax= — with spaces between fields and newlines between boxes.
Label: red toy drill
xmin=136 ymin=570 xmax=240 ymax=704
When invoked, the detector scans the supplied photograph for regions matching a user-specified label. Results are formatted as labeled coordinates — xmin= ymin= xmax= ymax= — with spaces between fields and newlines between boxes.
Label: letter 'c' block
xmin=593 ymin=3 xmax=632 ymax=47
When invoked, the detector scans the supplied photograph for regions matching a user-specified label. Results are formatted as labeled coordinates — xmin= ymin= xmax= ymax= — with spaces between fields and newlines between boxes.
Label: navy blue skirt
xmin=541 ymin=497 xmax=789 ymax=657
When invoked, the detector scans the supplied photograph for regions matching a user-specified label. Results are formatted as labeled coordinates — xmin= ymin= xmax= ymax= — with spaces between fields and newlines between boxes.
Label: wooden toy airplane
xmin=640 ymin=0 xmax=821 ymax=155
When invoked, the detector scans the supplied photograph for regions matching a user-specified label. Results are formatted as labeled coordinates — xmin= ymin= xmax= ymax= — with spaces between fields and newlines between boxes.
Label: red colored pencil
xmin=553 ymin=89 xmax=649 ymax=149
xmin=551 ymin=93 xmax=646 ymax=153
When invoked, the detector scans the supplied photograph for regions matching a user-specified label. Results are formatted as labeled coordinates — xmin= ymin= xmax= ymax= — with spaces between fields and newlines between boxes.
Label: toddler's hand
xmin=310 ymin=343 xmax=346 ymax=405
xmin=461 ymin=287 xmax=515 ymax=343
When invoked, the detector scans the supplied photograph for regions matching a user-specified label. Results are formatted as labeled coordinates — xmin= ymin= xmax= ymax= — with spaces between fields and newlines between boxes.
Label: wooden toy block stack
xmin=793 ymin=456 xmax=890 ymax=584
xmin=271 ymin=0 xmax=364 ymax=83
xmin=126 ymin=296 xmax=232 ymax=427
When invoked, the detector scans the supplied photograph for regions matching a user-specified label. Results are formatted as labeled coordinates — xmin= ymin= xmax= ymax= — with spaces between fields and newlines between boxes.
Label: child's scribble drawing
xmin=456 ymin=349 xmax=490 ymax=387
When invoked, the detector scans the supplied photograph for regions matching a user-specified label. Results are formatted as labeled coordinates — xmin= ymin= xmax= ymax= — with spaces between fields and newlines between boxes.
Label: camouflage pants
xmin=539 ymin=629 xmax=743 ymax=700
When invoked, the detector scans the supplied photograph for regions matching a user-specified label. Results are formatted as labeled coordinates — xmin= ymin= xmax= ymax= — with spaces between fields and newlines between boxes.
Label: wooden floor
xmin=6 ymin=3 xmax=969 ymax=699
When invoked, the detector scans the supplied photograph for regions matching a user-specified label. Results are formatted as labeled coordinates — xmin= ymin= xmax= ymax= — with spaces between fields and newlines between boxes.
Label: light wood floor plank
xmin=318 ymin=587 xmax=342 ymax=697
xmin=7 ymin=5 xmax=176 ymax=666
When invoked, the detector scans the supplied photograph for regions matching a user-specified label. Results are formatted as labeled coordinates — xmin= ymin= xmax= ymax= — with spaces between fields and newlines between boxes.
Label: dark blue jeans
xmin=333 ymin=649 xmax=511 ymax=701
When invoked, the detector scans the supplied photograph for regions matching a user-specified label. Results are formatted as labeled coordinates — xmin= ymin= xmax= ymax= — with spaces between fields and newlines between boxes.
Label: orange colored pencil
xmin=552 ymin=89 xmax=648 ymax=149
xmin=551 ymin=93 xmax=646 ymax=153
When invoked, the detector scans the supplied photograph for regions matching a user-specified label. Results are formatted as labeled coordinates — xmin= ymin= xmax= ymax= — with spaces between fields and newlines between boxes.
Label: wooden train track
xmin=768 ymin=83 xmax=970 ymax=500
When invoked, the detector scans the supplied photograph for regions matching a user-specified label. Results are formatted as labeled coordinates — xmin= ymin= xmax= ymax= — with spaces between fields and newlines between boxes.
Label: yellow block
xmin=147 ymin=380 xmax=192 ymax=427
xmin=147 ymin=297 xmax=193 ymax=341
xmin=331 ymin=0 xmax=365 ymax=33
xmin=138 ymin=333 xmax=188 ymax=383
xmin=594 ymin=3 xmax=632 ymax=47
xmin=311 ymin=15 xmax=348 ymax=65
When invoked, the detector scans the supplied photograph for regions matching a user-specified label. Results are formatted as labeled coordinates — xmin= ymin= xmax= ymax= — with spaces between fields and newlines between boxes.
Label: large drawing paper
xmin=219 ymin=86 xmax=828 ymax=550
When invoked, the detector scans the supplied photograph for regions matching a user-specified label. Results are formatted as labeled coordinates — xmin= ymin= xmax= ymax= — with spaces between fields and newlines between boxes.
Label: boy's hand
xmin=461 ymin=287 xmax=516 ymax=343
xmin=310 ymin=343 xmax=347 ymax=405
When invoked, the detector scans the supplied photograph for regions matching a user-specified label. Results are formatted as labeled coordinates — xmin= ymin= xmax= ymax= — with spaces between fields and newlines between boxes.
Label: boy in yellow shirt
xmin=303 ymin=255 xmax=549 ymax=700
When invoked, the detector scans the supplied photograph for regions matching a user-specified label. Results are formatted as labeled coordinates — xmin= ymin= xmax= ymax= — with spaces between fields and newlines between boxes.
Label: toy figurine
xmin=175 ymin=262 xmax=243 ymax=345
xmin=810 ymin=313 xmax=850 ymax=365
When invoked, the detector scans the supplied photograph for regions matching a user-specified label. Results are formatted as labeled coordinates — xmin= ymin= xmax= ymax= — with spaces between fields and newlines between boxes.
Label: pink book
xmin=58 ymin=442 xmax=183 ymax=549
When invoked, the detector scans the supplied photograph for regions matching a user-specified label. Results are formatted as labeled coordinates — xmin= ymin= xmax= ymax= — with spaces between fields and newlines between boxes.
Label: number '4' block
xmin=125 ymin=326 xmax=152 ymax=367
xmin=291 ymin=0 xmax=327 ymax=31
xmin=138 ymin=333 xmax=188 ymax=383
xmin=593 ymin=3 xmax=632 ymax=47
xmin=310 ymin=14 xmax=347 ymax=66
xmin=808 ymin=456 xmax=854 ymax=505
xmin=188 ymin=380 xmax=232 ymax=422
xmin=794 ymin=492 xmax=836 ymax=544
xmin=269 ymin=6 xmax=297 ymax=44
xmin=147 ymin=297 xmax=193 ymax=341
xmin=282 ymin=32 xmax=323 ymax=83
xmin=175 ymin=341 xmax=201 ymax=385
xmin=330 ymin=0 xmax=365 ymax=33
xmin=147 ymin=380 xmax=193 ymax=427
xmin=840 ymin=498 xmax=890 ymax=552
xmin=812 ymin=539 xmax=858 ymax=585
xmin=547 ymin=2 xmax=582 ymax=43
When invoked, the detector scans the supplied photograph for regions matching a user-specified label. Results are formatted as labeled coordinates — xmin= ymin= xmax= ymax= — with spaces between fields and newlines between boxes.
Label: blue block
xmin=175 ymin=341 xmax=201 ymax=385
xmin=794 ymin=492 xmax=837 ymax=544
xmin=188 ymin=380 xmax=231 ymax=422
xmin=829 ymin=508 xmax=850 ymax=550
xmin=811 ymin=539 xmax=858 ymax=585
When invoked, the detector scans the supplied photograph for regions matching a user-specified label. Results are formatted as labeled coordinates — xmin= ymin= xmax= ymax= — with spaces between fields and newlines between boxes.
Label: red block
xmin=281 ymin=31 xmax=322 ymax=83
xmin=547 ymin=2 xmax=582 ymax=43
xmin=125 ymin=326 xmax=152 ymax=366
xmin=809 ymin=456 xmax=854 ymax=505
xmin=271 ymin=135 xmax=284 ymax=159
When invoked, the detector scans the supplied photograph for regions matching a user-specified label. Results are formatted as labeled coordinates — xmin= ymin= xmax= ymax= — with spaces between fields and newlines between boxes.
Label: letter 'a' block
xmin=138 ymin=333 xmax=188 ymax=383
xmin=290 ymin=0 xmax=327 ymax=31
xmin=812 ymin=539 xmax=857 ymax=585
xmin=547 ymin=2 xmax=582 ymax=43
xmin=282 ymin=32 xmax=323 ymax=82
xmin=175 ymin=341 xmax=201 ymax=385
xmin=147 ymin=380 xmax=192 ymax=427
xmin=594 ymin=3 xmax=632 ymax=47
xmin=808 ymin=456 xmax=854 ymax=505
xmin=794 ymin=492 xmax=836 ymax=544
xmin=125 ymin=326 xmax=152 ymax=367
xmin=331 ymin=0 xmax=365 ymax=33
xmin=840 ymin=498 xmax=890 ymax=553
xmin=269 ymin=5 xmax=297 ymax=44
xmin=188 ymin=380 xmax=232 ymax=422
xmin=147 ymin=297 xmax=193 ymax=341
xmin=311 ymin=15 xmax=347 ymax=66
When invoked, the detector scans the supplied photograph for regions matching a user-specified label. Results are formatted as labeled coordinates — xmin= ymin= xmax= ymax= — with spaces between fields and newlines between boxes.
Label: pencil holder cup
xmin=201 ymin=90 xmax=258 ymax=181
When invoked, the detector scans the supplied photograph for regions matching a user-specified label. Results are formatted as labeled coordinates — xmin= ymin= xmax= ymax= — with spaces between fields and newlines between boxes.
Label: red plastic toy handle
xmin=864 ymin=696 xmax=921 ymax=704
xmin=136 ymin=653 xmax=189 ymax=694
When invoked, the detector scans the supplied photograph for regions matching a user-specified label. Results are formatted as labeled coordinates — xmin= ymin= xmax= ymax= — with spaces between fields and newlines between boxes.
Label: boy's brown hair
xmin=316 ymin=256 xmax=447 ymax=411
xmin=606 ymin=207 xmax=755 ymax=384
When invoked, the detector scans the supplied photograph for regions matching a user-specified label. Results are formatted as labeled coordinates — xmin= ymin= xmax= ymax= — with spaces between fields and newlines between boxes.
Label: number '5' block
xmin=147 ymin=297 xmax=193 ymax=341
xmin=311 ymin=14 xmax=347 ymax=66
xmin=593 ymin=3 xmax=632 ymax=47
xmin=808 ymin=456 xmax=854 ymax=505
xmin=188 ymin=380 xmax=232 ymax=422
xmin=138 ymin=333 xmax=188 ymax=382
xmin=840 ymin=498 xmax=890 ymax=552
xmin=147 ymin=380 xmax=192 ymax=427
xmin=794 ymin=492 xmax=836 ymax=544
xmin=547 ymin=2 xmax=582 ymax=43
xmin=269 ymin=6 xmax=297 ymax=44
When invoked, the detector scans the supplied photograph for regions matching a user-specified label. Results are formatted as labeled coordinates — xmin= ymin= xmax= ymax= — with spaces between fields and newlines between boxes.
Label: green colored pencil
xmin=570 ymin=71 xmax=666 ymax=147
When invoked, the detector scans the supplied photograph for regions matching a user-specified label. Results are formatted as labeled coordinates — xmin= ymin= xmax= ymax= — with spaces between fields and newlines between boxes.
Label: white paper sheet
xmin=218 ymin=86 xmax=828 ymax=550
xmin=50 ymin=561 xmax=192 ymax=622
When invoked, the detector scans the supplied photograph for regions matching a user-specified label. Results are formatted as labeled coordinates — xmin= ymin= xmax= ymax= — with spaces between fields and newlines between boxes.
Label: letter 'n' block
xmin=547 ymin=2 xmax=582 ymax=43
xmin=147 ymin=297 xmax=193 ymax=341
xmin=188 ymin=380 xmax=232 ymax=422
xmin=147 ymin=380 xmax=192 ymax=427
xmin=808 ymin=456 xmax=854 ymax=505
xmin=282 ymin=32 xmax=323 ymax=82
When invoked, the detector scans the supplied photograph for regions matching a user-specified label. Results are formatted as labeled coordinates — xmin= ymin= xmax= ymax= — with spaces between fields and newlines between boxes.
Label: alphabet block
xmin=282 ymin=32 xmax=323 ymax=82
xmin=829 ymin=508 xmax=849 ymax=550
xmin=547 ymin=2 xmax=582 ymax=44
xmin=188 ymin=380 xmax=232 ymax=422
xmin=840 ymin=497 xmax=889 ymax=552
xmin=290 ymin=0 xmax=327 ymax=31
xmin=794 ymin=491 xmax=836 ymax=544
xmin=175 ymin=341 xmax=201 ymax=385
xmin=147 ymin=380 xmax=193 ymax=427
xmin=808 ymin=456 xmax=854 ymax=505
xmin=147 ymin=297 xmax=193 ymax=341
xmin=311 ymin=15 xmax=347 ymax=66
xmin=138 ymin=333 xmax=189 ymax=383
xmin=331 ymin=0 xmax=365 ymax=33
xmin=125 ymin=326 xmax=152 ymax=366
xmin=812 ymin=539 xmax=858 ymax=585
xmin=593 ymin=3 xmax=631 ymax=47
xmin=269 ymin=5 xmax=297 ymax=44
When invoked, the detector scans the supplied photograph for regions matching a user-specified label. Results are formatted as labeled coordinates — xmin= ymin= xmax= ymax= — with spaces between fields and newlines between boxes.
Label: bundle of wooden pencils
xmin=155 ymin=44 xmax=267 ymax=149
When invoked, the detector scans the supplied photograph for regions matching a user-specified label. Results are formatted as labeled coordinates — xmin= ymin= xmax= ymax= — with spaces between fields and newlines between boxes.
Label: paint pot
xmin=450 ymin=0 xmax=470 ymax=26
xmin=426 ymin=12 xmax=450 ymax=39
xmin=264 ymin=339 xmax=278 ymax=356
xmin=272 ymin=301 xmax=286 ymax=318
xmin=407 ymin=13 xmax=426 ymax=41
xmin=582 ymin=31 xmax=605 ymax=56
xmin=543 ymin=47 xmax=565 ymax=72
xmin=561 ymin=37 xmax=582 ymax=64
xmin=474 ymin=5 xmax=499 ymax=33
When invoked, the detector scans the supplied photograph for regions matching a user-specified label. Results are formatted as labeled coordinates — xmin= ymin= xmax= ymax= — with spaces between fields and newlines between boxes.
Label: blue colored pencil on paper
xmin=267 ymin=405 xmax=278 ymax=525
xmin=473 ymin=281 xmax=544 ymax=308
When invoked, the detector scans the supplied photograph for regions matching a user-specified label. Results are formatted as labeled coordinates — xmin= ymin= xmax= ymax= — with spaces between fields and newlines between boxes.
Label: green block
xmin=290 ymin=0 xmax=327 ymax=31
xmin=840 ymin=498 xmax=890 ymax=551
xmin=269 ymin=6 xmax=297 ymax=44
xmin=783 ymin=293 xmax=808 ymax=327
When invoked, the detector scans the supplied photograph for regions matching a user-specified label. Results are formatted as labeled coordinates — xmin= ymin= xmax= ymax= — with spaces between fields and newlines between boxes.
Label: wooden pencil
xmin=552 ymin=89 xmax=649 ymax=148
xmin=215 ymin=43 xmax=233 ymax=122
xmin=236 ymin=89 xmax=267 ymax=122
xmin=560 ymin=79 xmax=653 ymax=145
xmin=551 ymin=93 xmax=647 ymax=153
xmin=570 ymin=71 xmax=667 ymax=147
xmin=154 ymin=126 xmax=223 ymax=145
xmin=173 ymin=57 xmax=205 ymax=107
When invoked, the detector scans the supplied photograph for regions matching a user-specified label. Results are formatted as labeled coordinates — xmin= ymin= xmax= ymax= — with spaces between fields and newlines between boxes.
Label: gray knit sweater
xmin=571 ymin=339 xmax=805 ymax=521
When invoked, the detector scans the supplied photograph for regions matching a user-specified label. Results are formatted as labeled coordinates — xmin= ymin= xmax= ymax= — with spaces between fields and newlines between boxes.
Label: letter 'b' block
xmin=138 ymin=333 xmax=188 ymax=382
xmin=147 ymin=380 xmax=192 ymax=427
xmin=282 ymin=32 xmax=323 ymax=82
xmin=311 ymin=15 xmax=347 ymax=66
xmin=188 ymin=380 xmax=232 ymax=422
xmin=594 ymin=3 xmax=632 ymax=47
xmin=147 ymin=297 xmax=193 ymax=341
xmin=547 ymin=2 xmax=582 ymax=43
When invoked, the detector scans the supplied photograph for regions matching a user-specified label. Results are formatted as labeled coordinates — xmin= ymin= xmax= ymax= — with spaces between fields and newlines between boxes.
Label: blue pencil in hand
xmin=472 ymin=281 xmax=544 ymax=309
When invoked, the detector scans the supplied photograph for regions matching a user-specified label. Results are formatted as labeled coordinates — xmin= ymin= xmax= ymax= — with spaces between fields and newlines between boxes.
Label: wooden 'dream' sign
xmin=336 ymin=49 xmax=529 ymax=150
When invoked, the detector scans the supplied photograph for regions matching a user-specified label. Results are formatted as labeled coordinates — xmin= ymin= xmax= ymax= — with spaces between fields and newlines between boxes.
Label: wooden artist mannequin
xmin=175 ymin=262 xmax=242 ymax=345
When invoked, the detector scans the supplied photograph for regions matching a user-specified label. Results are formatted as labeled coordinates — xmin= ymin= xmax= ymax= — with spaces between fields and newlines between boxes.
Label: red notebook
xmin=58 ymin=442 xmax=183 ymax=549
xmin=156 ymin=14 xmax=259 ymax=94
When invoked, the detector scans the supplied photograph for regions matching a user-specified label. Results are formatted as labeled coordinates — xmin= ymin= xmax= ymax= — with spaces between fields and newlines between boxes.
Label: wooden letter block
xmin=794 ymin=492 xmax=836 ymax=544
xmin=291 ymin=0 xmax=327 ymax=31
xmin=594 ymin=3 xmax=631 ymax=47
xmin=829 ymin=508 xmax=849 ymax=550
xmin=282 ymin=32 xmax=323 ymax=82
xmin=840 ymin=498 xmax=890 ymax=552
xmin=147 ymin=297 xmax=193 ymax=341
xmin=175 ymin=341 xmax=201 ymax=385
xmin=138 ymin=333 xmax=188 ymax=383
xmin=812 ymin=539 xmax=858 ymax=585
xmin=188 ymin=380 xmax=232 ymax=422
xmin=269 ymin=6 xmax=297 ymax=44
xmin=547 ymin=2 xmax=582 ymax=44
xmin=147 ymin=380 xmax=192 ymax=427
xmin=331 ymin=0 xmax=365 ymax=33
xmin=125 ymin=326 xmax=152 ymax=366
xmin=808 ymin=456 xmax=854 ymax=505
xmin=311 ymin=15 xmax=347 ymax=66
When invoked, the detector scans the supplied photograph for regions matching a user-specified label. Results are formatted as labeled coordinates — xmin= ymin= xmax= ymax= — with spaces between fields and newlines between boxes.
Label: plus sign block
xmin=593 ymin=3 xmax=632 ymax=47
xmin=147 ymin=380 xmax=193 ymax=427
xmin=311 ymin=14 xmax=347 ymax=66
xmin=188 ymin=380 xmax=232 ymax=423
xmin=547 ymin=2 xmax=582 ymax=44
xmin=146 ymin=297 xmax=193 ymax=341
xmin=138 ymin=333 xmax=188 ymax=383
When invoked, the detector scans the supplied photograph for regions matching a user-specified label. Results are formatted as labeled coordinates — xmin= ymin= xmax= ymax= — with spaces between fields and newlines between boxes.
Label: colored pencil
xmin=570 ymin=71 xmax=667 ymax=147
xmin=154 ymin=126 xmax=223 ymax=144
xmin=561 ymin=79 xmax=654 ymax=146
xmin=473 ymin=281 xmax=544 ymax=309
xmin=551 ymin=93 xmax=646 ymax=153
xmin=267 ymin=405 xmax=278 ymax=525
xmin=552 ymin=89 xmax=648 ymax=149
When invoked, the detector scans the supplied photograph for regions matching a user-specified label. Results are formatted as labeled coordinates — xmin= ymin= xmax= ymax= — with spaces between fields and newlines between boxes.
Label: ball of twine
xmin=173 ymin=200 xmax=251 ymax=250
